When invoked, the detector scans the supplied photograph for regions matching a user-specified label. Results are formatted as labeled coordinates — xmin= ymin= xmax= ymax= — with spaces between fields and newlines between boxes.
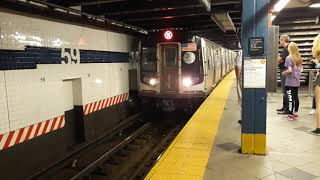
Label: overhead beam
xmin=59 ymin=0 xmax=240 ymax=9
xmin=106 ymin=8 xmax=210 ymax=21
xmin=80 ymin=0 xmax=127 ymax=6
xmin=274 ymin=7 xmax=320 ymax=23
xmin=212 ymin=0 xmax=241 ymax=6
xmin=124 ymin=14 xmax=209 ymax=22
xmin=87 ymin=1 xmax=241 ymax=16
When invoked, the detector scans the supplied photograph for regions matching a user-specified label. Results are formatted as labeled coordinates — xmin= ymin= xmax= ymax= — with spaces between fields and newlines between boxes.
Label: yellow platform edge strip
xmin=145 ymin=72 xmax=235 ymax=180
xmin=241 ymin=133 xmax=267 ymax=155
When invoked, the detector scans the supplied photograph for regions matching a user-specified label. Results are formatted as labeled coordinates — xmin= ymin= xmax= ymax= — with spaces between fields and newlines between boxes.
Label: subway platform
xmin=146 ymin=72 xmax=320 ymax=180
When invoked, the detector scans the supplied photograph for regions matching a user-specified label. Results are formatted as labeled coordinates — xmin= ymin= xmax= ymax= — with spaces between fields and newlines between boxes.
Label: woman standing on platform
xmin=282 ymin=42 xmax=303 ymax=120
xmin=308 ymin=34 xmax=320 ymax=135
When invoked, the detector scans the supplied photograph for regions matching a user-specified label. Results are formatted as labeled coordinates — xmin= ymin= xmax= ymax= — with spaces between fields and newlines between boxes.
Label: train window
xmin=141 ymin=47 xmax=156 ymax=72
xmin=164 ymin=47 xmax=177 ymax=67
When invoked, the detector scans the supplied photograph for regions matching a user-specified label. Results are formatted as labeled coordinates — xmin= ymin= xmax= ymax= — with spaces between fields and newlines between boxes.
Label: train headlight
xmin=182 ymin=77 xmax=192 ymax=87
xmin=149 ymin=78 xmax=157 ymax=86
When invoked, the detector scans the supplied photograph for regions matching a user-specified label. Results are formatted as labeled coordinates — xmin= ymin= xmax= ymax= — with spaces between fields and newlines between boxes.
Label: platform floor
xmin=204 ymin=84 xmax=320 ymax=180
xmin=146 ymin=73 xmax=320 ymax=180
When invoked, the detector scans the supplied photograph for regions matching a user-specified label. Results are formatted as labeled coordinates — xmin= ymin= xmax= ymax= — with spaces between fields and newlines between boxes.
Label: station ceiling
xmin=2 ymin=0 xmax=319 ymax=50
xmin=273 ymin=0 xmax=320 ymax=24
xmin=1 ymin=0 xmax=241 ymax=50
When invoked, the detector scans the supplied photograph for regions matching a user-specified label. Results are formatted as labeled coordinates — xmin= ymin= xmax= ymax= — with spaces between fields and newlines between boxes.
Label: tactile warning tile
xmin=150 ymin=173 xmax=202 ymax=180
xmin=145 ymin=72 xmax=235 ymax=180
xmin=174 ymin=136 xmax=213 ymax=150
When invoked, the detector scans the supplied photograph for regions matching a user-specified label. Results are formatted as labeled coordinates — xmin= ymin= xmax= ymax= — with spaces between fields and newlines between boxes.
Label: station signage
xmin=243 ymin=58 xmax=266 ymax=88
xmin=249 ymin=37 xmax=264 ymax=56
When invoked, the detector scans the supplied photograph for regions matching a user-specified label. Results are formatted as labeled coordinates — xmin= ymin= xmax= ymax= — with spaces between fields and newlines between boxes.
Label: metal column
xmin=267 ymin=26 xmax=279 ymax=92
xmin=241 ymin=0 xmax=269 ymax=155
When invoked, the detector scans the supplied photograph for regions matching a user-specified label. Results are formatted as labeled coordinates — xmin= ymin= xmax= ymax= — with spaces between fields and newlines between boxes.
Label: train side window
xmin=141 ymin=47 xmax=156 ymax=72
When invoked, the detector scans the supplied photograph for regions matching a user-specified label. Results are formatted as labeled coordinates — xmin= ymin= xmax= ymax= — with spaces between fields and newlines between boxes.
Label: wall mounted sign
xmin=249 ymin=37 xmax=264 ymax=56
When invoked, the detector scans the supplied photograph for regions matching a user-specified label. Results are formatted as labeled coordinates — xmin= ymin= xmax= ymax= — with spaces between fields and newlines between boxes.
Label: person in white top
xmin=234 ymin=46 xmax=242 ymax=124
xmin=235 ymin=50 xmax=242 ymax=80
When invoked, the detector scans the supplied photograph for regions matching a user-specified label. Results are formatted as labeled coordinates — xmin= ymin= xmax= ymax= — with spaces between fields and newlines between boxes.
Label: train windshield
xmin=164 ymin=47 xmax=177 ymax=67
xmin=141 ymin=47 xmax=156 ymax=72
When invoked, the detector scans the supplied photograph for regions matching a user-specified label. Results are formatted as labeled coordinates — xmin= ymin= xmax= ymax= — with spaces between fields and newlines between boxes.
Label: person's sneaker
xmin=308 ymin=109 xmax=316 ymax=115
xmin=277 ymin=111 xmax=290 ymax=115
xmin=277 ymin=108 xmax=284 ymax=112
xmin=307 ymin=128 xmax=320 ymax=136
xmin=287 ymin=114 xmax=297 ymax=120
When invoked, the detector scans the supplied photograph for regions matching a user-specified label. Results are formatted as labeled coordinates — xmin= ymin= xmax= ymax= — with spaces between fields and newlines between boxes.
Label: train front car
xmin=138 ymin=31 xmax=207 ymax=112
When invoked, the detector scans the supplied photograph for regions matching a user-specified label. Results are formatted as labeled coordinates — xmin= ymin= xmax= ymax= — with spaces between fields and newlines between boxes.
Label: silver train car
xmin=138 ymin=30 xmax=236 ymax=111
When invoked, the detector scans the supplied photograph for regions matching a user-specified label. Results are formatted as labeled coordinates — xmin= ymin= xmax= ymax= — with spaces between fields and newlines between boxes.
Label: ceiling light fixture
xmin=310 ymin=0 xmax=320 ymax=8
xmin=272 ymin=0 xmax=290 ymax=12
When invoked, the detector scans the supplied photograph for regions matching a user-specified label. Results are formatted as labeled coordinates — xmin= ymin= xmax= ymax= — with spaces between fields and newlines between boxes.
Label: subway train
xmin=0 ymin=9 xmax=138 ymax=179
xmin=138 ymin=30 xmax=236 ymax=112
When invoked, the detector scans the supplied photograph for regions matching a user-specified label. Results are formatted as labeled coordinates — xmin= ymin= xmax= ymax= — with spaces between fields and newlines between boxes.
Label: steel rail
xmin=69 ymin=122 xmax=151 ymax=180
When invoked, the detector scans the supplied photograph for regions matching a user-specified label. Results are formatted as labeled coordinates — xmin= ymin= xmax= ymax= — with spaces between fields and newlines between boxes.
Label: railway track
xmin=30 ymin=111 xmax=190 ymax=180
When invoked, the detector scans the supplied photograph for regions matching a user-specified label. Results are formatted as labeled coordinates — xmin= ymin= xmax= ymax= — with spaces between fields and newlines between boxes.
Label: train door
xmin=229 ymin=51 xmax=232 ymax=72
xmin=203 ymin=46 xmax=208 ymax=90
xmin=227 ymin=50 xmax=231 ymax=73
xmin=228 ymin=50 xmax=231 ymax=72
xmin=225 ymin=50 xmax=228 ymax=74
xmin=220 ymin=49 xmax=224 ymax=77
xmin=205 ymin=46 xmax=212 ymax=91
xmin=158 ymin=43 xmax=180 ymax=93
xmin=211 ymin=46 xmax=216 ymax=85
xmin=215 ymin=48 xmax=221 ymax=82
xmin=225 ymin=50 xmax=228 ymax=73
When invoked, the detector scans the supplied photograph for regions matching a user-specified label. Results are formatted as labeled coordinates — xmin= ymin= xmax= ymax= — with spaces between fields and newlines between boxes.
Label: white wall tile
xmin=3 ymin=63 xmax=130 ymax=132
xmin=0 ymin=72 xmax=9 ymax=134
xmin=107 ymin=32 xmax=135 ymax=52
xmin=0 ymin=11 xmax=132 ymax=133
xmin=0 ymin=11 xmax=134 ymax=51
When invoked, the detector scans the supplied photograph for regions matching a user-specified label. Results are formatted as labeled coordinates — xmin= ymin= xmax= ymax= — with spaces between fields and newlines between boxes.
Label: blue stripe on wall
xmin=0 ymin=46 xmax=129 ymax=70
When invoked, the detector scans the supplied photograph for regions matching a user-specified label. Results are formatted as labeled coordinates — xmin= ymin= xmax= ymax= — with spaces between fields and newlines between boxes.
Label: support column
xmin=241 ymin=0 xmax=269 ymax=155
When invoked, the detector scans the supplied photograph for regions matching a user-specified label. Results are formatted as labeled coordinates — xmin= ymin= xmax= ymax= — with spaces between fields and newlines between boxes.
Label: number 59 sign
xmin=61 ymin=48 xmax=80 ymax=64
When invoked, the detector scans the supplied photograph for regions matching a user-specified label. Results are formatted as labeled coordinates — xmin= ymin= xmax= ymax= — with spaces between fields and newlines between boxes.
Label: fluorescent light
xmin=273 ymin=0 xmax=290 ymax=12
xmin=310 ymin=3 xmax=320 ymax=8
xmin=95 ymin=79 xmax=103 ymax=84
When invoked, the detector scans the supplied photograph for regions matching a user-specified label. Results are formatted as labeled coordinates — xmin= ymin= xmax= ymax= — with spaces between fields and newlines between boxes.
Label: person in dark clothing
xmin=309 ymin=61 xmax=318 ymax=115
xmin=308 ymin=34 xmax=320 ymax=135
xmin=277 ymin=34 xmax=290 ymax=114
